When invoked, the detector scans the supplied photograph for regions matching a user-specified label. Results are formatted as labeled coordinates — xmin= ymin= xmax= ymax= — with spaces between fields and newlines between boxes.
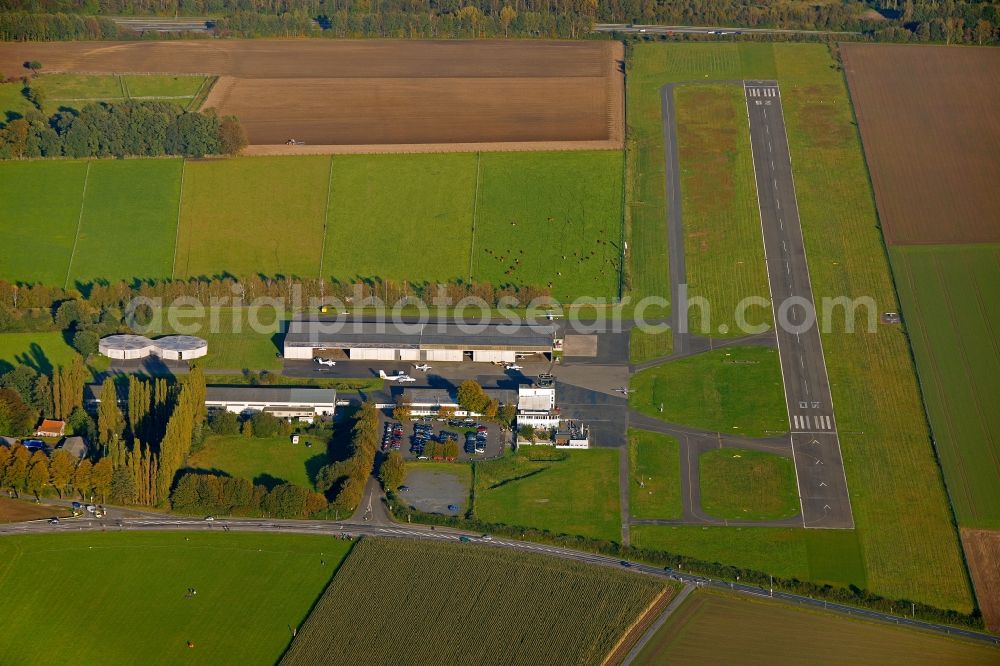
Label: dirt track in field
xmin=842 ymin=44 xmax=1000 ymax=245
xmin=0 ymin=40 xmax=623 ymax=148
xmin=961 ymin=528 xmax=1000 ymax=632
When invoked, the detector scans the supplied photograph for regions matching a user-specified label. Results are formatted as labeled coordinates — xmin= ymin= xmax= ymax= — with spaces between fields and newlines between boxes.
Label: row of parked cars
xmin=465 ymin=425 xmax=488 ymax=455
xmin=382 ymin=422 xmax=403 ymax=452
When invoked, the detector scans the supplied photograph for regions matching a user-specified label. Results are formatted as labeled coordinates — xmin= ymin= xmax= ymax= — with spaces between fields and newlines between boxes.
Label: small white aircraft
xmin=413 ymin=364 xmax=432 ymax=372
xmin=544 ymin=312 xmax=563 ymax=321
xmin=379 ymin=370 xmax=417 ymax=383
xmin=504 ymin=362 xmax=524 ymax=371
xmin=614 ymin=387 xmax=632 ymax=397
xmin=314 ymin=358 xmax=336 ymax=367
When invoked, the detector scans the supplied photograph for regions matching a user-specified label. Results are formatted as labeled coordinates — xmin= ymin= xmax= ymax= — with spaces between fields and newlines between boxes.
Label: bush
xmin=208 ymin=410 xmax=240 ymax=436
xmin=72 ymin=329 xmax=100 ymax=357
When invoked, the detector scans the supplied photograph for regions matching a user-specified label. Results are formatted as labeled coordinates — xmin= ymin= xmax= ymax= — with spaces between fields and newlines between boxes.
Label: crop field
xmin=0 ymin=160 xmax=87 ymax=285
xmin=175 ymin=156 xmax=331 ymax=279
xmin=632 ymin=589 xmax=998 ymax=666
xmin=281 ymin=538 xmax=669 ymax=666
xmin=699 ymin=448 xmax=798 ymax=521
xmin=475 ymin=447 xmax=621 ymax=542
xmin=0 ymin=531 xmax=351 ymax=665
xmin=961 ymin=529 xmax=1000 ymax=633
xmin=891 ymin=245 xmax=1000 ymax=528
xmin=628 ymin=429 xmax=682 ymax=520
xmin=675 ymin=84 xmax=771 ymax=337
xmin=0 ymin=497 xmax=70 ymax=523
xmin=629 ymin=42 xmax=971 ymax=611
xmin=185 ymin=434 xmax=329 ymax=490
xmin=841 ymin=44 xmax=1000 ymax=245
xmin=69 ymin=159 xmax=182 ymax=285
xmin=0 ymin=40 xmax=623 ymax=148
xmin=629 ymin=346 xmax=786 ymax=437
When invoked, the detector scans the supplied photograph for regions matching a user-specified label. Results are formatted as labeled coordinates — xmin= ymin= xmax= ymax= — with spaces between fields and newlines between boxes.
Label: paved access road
xmin=3 ymin=515 xmax=998 ymax=649
xmin=595 ymin=23 xmax=860 ymax=37
xmin=743 ymin=81 xmax=853 ymax=529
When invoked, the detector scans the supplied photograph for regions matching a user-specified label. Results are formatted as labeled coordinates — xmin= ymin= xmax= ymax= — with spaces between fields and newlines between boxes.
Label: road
xmin=743 ymin=80 xmax=853 ymax=529
xmin=3 ymin=514 xmax=997 ymax=648
xmin=595 ymin=23 xmax=861 ymax=37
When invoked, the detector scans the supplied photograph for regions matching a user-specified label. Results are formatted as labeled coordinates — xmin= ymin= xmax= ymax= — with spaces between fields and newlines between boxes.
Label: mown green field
xmin=473 ymin=151 xmax=623 ymax=301
xmin=475 ymin=447 xmax=621 ymax=542
xmin=281 ymin=538 xmax=669 ymax=666
xmin=628 ymin=429 xmax=682 ymax=520
xmin=175 ymin=155 xmax=331 ymax=279
xmin=699 ymin=448 xmax=799 ymax=521
xmin=147 ymin=307 xmax=285 ymax=371
xmin=630 ymin=42 xmax=972 ymax=612
xmin=0 ymin=159 xmax=87 ymax=285
xmin=629 ymin=326 xmax=673 ymax=363
xmin=0 ymin=532 xmax=351 ymax=666
xmin=631 ymin=525 xmax=867 ymax=588
xmin=676 ymin=84 xmax=771 ymax=337
xmin=633 ymin=589 xmax=997 ymax=666
xmin=186 ymin=434 xmax=329 ymax=490
xmin=630 ymin=346 xmax=786 ymax=436
xmin=324 ymin=152 xmax=476 ymax=283
xmin=69 ymin=158 xmax=182 ymax=284
xmin=890 ymin=244 xmax=1000 ymax=529
xmin=0 ymin=330 xmax=78 ymax=374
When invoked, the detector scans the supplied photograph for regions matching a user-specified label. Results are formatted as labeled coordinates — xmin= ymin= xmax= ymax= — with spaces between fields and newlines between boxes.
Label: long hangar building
xmin=283 ymin=318 xmax=559 ymax=363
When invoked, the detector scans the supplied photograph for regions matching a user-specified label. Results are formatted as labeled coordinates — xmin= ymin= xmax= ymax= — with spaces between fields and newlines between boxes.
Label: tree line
xmin=170 ymin=471 xmax=328 ymax=518
xmin=0 ymin=94 xmax=247 ymax=159
xmin=0 ymin=354 xmax=89 ymax=437
xmin=0 ymin=0 xmax=996 ymax=44
xmin=314 ymin=401 xmax=380 ymax=514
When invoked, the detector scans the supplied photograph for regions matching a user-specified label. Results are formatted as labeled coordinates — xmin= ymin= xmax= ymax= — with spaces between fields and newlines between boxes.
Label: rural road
xmin=3 ymin=514 xmax=998 ymax=649
xmin=743 ymin=80 xmax=853 ymax=529
xmin=595 ymin=23 xmax=862 ymax=37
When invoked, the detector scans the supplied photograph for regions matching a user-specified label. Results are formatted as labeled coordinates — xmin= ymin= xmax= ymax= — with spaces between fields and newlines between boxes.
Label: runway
xmin=743 ymin=80 xmax=854 ymax=529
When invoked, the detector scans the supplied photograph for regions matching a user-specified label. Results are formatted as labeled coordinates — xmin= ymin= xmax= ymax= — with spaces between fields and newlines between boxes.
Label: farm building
xmin=98 ymin=334 xmax=208 ymax=361
xmin=283 ymin=318 xmax=557 ymax=364
xmin=395 ymin=387 xmax=516 ymax=418
xmin=35 ymin=419 xmax=66 ymax=438
xmin=57 ymin=436 xmax=89 ymax=460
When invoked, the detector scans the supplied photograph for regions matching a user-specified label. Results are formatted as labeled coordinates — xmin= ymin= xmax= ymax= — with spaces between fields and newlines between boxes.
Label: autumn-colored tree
xmin=500 ymin=5 xmax=517 ymax=37
xmin=91 ymin=457 xmax=113 ymax=502
xmin=73 ymin=458 xmax=93 ymax=500
xmin=219 ymin=116 xmax=248 ymax=155
xmin=98 ymin=377 xmax=125 ymax=448
xmin=49 ymin=449 xmax=76 ymax=498
xmin=392 ymin=394 xmax=412 ymax=423
xmin=3 ymin=444 xmax=30 ymax=496
xmin=26 ymin=450 xmax=49 ymax=496
xmin=379 ymin=451 xmax=407 ymax=491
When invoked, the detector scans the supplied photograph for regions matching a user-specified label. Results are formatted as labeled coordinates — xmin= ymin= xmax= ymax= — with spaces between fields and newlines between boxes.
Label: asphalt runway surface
xmin=743 ymin=81 xmax=853 ymax=529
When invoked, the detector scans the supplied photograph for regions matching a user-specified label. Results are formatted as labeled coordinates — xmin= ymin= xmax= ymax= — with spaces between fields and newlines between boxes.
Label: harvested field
xmin=841 ymin=44 xmax=1000 ymax=245
xmin=961 ymin=528 xmax=1000 ymax=633
xmin=0 ymin=40 xmax=623 ymax=148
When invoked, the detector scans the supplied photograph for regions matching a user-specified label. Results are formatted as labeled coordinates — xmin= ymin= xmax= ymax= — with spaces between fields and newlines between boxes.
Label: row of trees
xmin=0 ymin=99 xmax=246 ymax=160
xmin=170 ymin=471 xmax=327 ymax=518
xmin=0 ymin=0 xmax=996 ymax=43
xmin=0 ymin=441 xmax=114 ymax=500
xmin=0 ymin=355 xmax=89 ymax=435
xmin=314 ymin=402 xmax=380 ymax=513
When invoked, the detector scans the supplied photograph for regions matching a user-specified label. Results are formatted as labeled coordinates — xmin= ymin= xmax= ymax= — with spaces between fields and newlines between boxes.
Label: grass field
xmin=890 ymin=245 xmax=1000 ymax=529
xmin=699 ymin=448 xmax=799 ymax=520
xmin=186 ymin=434 xmax=329 ymax=490
xmin=630 ymin=42 xmax=972 ymax=612
xmin=147 ymin=307 xmax=285 ymax=371
xmin=0 ymin=497 xmax=70 ymax=523
xmin=676 ymin=84 xmax=771 ymax=337
xmin=69 ymin=159 xmax=182 ymax=285
xmin=631 ymin=525 xmax=867 ymax=588
xmin=175 ymin=156 xmax=331 ymax=279
xmin=633 ymin=589 xmax=998 ymax=666
xmin=473 ymin=151 xmax=623 ymax=301
xmin=629 ymin=346 xmax=786 ymax=436
xmin=0 ymin=531 xmax=351 ymax=666
xmin=475 ymin=447 xmax=621 ymax=542
xmin=0 ymin=159 xmax=87 ymax=285
xmin=281 ymin=538 xmax=668 ymax=666
xmin=628 ymin=429 xmax=682 ymax=520
xmin=629 ymin=326 xmax=673 ymax=362
xmin=323 ymin=153 xmax=476 ymax=284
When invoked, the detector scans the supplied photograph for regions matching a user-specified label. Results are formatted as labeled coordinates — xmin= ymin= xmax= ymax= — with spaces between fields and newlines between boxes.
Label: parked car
xmin=48 ymin=517 xmax=60 ymax=524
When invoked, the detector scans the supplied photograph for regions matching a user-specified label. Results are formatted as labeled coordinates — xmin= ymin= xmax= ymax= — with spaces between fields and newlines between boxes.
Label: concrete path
xmin=621 ymin=584 xmax=695 ymax=665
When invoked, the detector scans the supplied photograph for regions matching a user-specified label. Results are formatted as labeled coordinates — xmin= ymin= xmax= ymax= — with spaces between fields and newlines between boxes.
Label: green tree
xmin=208 ymin=409 xmax=240 ymax=435
xmin=109 ymin=467 xmax=137 ymax=504
xmin=49 ymin=448 xmax=76 ymax=498
xmin=72 ymin=329 xmax=100 ymax=357
xmin=0 ymin=387 xmax=39 ymax=437
xmin=0 ymin=365 xmax=38 ymax=404
xmin=250 ymin=411 xmax=280 ymax=438
xmin=441 ymin=439 xmax=460 ymax=459
xmin=32 ymin=374 xmax=53 ymax=418
xmin=379 ymin=451 xmax=406 ymax=491
xmin=97 ymin=377 xmax=125 ymax=447
xmin=518 ymin=424 xmax=536 ymax=443
xmin=457 ymin=379 xmax=488 ymax=415
xmin=25 ymin=60 xmax=42 ymax=74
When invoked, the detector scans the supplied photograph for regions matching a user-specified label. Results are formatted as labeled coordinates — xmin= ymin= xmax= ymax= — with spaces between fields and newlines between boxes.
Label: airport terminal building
xmin=283 ymin=318 xmax=558 ymax=364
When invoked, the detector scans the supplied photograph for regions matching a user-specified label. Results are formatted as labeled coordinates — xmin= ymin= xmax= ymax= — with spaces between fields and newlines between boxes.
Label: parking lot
xmin=379 ymin=412 xmax=509 ymax=462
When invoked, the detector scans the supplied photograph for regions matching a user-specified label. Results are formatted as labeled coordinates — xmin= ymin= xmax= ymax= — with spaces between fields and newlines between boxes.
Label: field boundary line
xmin=171 ymin=159 xmax=186 ymax=279
xmin=468 ymin=151 xmax=482 ymax=281
xmin=318 ymin=155 xmax=336 ymax=279
xmin=64 ymin=160 xmax=92 ymax=290
xmin=118 ymin=74 xmax=128 ymax=99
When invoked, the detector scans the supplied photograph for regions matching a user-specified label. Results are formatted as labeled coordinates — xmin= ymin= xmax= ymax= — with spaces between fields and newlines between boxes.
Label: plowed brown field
xmin=961 ymin=528 xmax=1000 ymax=632
xmin=842 ymin=44 xmax=1000 ymax=245
xmin=0 ymin=39 xmax=623 ymax=147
